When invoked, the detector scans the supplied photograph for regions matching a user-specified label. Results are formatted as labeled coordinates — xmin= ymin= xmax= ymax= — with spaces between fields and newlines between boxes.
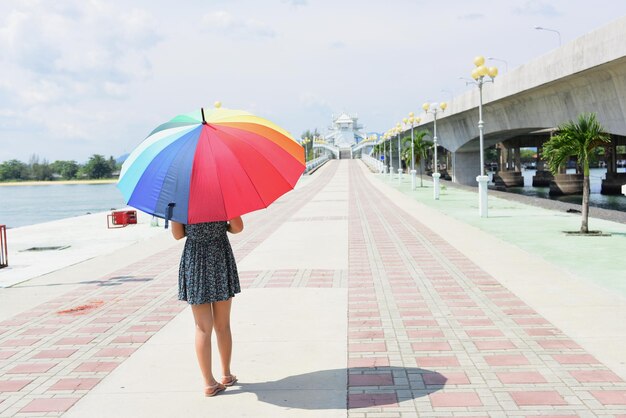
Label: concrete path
xmin=0 ymin=160 xmax=625 ymax=417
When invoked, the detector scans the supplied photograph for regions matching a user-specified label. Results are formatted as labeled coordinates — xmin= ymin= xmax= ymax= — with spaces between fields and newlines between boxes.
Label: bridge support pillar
xmin=550 ymin=174 xmax=583 ymax=196
xmin=451 ymin=151 xmax=481 ymax=186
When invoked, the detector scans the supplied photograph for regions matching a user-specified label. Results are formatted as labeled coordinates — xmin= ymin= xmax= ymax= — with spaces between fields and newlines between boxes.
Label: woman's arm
xmin=227 ymin=216 xmax=244 ymax=234
xmin=170 ymin=221 xmax=186 ymax=240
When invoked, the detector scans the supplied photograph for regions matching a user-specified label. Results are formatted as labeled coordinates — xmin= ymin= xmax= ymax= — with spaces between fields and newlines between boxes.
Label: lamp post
xmin=487 ymin=57 xmax=508 ymax=72
xmin=465 ymin=55 xmax=498 ymax=217
xmin=386 ymin=132 xmax=393 ymax=178
xmin=406 ymin=112 xmax=421 ymax=190
xmin=534 ymin=26 xmax=561 ymax=47
xmin=301 ymin=137 xmax=311 ymax=162
xmin=422 ymin=101 xmax=447 ymax=200
xmin=395 ymin=124 xmax=402 ymax=183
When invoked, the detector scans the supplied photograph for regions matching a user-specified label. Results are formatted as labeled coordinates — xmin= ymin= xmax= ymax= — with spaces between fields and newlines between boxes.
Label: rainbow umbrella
xmin=118 ymin=104 xmax=305 ymax=226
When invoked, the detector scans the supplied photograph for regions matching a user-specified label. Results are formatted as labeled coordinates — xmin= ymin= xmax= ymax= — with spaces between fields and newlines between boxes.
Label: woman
xmin=171 ymin=217 xmax=244 ymax=397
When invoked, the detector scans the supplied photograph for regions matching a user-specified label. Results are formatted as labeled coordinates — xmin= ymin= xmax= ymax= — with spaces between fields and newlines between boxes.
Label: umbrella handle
xmin=201 ymin=108 xmax=207 ymax=124
xmin=165 ymin=202 xmax=176 ymax=229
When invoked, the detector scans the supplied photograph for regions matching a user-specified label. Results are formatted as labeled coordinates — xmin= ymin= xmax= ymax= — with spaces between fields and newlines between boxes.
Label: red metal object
xmin=0 ymin=224 xmax=7 ymax=268
xmin=107 ymin=210 xmax=138 ymax=229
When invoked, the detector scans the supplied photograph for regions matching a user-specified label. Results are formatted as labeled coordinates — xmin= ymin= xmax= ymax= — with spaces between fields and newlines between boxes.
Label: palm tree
xmin=402 ymin=130 xmax=432 ymax=187
xmin=542 ymin=113 xmax=610 ymax=233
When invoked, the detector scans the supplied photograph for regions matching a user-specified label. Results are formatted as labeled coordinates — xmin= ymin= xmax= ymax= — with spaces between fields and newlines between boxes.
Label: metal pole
xmin=477 ymin=79 xmax=489 ymax=217
xmin=397 ymin=131 xmax=402 ymax=183
xmin=433 ymin=111 xmax=440 ymax=200
xmin=410 ymin=124 xmax=416 ymax=190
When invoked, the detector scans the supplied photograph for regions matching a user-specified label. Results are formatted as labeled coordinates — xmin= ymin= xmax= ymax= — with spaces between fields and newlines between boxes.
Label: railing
xmin=0 ymin=225 xmax=7 ymax=268
xmin=361 ymin=154 xmax=384 ymax=173
xmin=305 ymin=155 xmax=330 ymax=173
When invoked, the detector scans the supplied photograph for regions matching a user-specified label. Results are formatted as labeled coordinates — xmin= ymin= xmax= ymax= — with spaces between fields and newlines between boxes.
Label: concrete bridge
xmin=412 ymin=16 xmax=626 ymax=192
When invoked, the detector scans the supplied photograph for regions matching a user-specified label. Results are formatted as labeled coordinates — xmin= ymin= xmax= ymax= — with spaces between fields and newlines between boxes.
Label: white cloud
xmin=202 ymin=11 xmax=276 ymax=39
xmin=0 ymin=0 xmax=160 ymax=100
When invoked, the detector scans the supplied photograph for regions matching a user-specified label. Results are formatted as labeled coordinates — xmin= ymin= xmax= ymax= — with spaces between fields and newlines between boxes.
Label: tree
xmin=402 ymin=130 xmax=432 ymax=187
xmin=50 ymin=160 xmax=79 ymax=180
xmin=542 ymin=113 xmax=611 ymax=233
xmin=0 ymin=159 xmax=29 ymax=181
xmin=28 ymin=155 xmax=53 ymax=181
xmin=300 ymin=128 xmax=319 ymax=161
xmin=82 ymin=154 xmax=112 ymax=179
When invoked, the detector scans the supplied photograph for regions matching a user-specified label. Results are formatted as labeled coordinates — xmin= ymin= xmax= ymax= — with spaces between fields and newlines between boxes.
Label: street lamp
xmin=422 ymin=101 xmax=447 ymax=200
xmin=487 ymin=57 xmax=508 ymax=72
xmin=301 ymin=137 xmax=311 ymax=162
xmin=385 ymin=132 xmax=393 ymax=178
xmin=407 ymin=112 xmax=421 ymax=190
xmin=534 ymin=26 xmax=561 ymax=47
xmin=396 ymin=123 xmax=402 ymax=183
xmin=465 ymin=55 xmax=498 ymax=217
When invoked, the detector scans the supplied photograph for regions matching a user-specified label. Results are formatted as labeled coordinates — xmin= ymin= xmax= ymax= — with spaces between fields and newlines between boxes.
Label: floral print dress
xmin=178 ymin=222 xmax=241 ymax=304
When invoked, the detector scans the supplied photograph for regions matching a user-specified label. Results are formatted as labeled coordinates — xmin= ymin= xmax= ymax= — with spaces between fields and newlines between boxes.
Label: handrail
xmin=305 ymin=155 xmax=330 ymax=173
xmin=361 ymin=154 xmax=384 ymax=173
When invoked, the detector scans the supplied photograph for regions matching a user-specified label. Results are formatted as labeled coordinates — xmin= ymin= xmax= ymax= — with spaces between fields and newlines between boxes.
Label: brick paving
xmin=1 ymin=160 xmax=625 ymax=417
xmin=347 ymin=161 xmax=626 ymax=417
xmin=0 ymin=165 xmax=341 ymax=417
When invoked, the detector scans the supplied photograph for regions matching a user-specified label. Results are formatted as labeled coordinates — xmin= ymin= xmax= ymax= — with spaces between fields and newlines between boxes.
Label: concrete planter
xmin=549 ymin=173 xmax=583 ymax=196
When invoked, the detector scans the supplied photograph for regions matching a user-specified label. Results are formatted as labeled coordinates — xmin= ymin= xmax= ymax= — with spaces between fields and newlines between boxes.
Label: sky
xmin=1 ymin=0 xmax=626 ymax=163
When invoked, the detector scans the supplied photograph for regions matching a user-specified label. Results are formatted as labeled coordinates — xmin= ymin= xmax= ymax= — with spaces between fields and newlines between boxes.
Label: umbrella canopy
xmin=118 ymin=105 xmax=305 ymax=224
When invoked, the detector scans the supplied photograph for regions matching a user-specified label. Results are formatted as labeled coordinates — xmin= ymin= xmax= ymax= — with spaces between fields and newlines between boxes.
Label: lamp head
xmin=408 ymin=111 xmax=414 ymax=118
xmin=440 ymin=102 xmax=448 ymax=111
xmin=477 ymin=65 xmax=488 ymax=77
xmin=415 ymin=117 xmax=421 ymax=123
xmin=488 ymin=66 xmax=498 ymax=78
xmin=402 ymin=117 xmax=408 ymax=124
xmin=471 ymin=68 xmax=481 ymax=80
xmin=534 ymin=26 xmax=543 ymax=30
xmin=422 ymin=102 xmax=430 ymax=111
xmin=214 ymin=101 xmax=222 ymax=108
xmin=473 ymin=55 xmax=485 ymax=67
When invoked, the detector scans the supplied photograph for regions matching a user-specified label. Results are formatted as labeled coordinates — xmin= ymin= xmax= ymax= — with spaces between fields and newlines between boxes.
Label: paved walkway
xmin=0 ymin=160 xmax=625 ymax=417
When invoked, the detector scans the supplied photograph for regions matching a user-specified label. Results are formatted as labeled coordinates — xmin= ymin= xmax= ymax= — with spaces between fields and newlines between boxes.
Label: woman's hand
xmin=227 ymin=216 xmax=244 ymax=234
xmin=171 ymin=221 xmax=186 ymax=240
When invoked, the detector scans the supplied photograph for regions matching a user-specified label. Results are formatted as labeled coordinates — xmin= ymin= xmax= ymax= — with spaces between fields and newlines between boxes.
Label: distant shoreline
xmin=0 ymin=179 xmax=118 ymax=187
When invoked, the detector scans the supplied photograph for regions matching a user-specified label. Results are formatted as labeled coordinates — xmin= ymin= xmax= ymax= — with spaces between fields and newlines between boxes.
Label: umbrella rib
xmin=213 ymin=126 xmax=293 ymax=207
xmin=204 ymin=127 xmax=241 ymax=219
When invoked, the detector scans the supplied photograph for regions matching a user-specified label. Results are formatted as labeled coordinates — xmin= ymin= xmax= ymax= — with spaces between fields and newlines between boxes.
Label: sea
xmin=1 ymin=168 xmax=625 ymax=229
xmin=488 ymin=167 xmax=626 ymax=212
xmin=0 ymin=183 xmax=127 ymax=229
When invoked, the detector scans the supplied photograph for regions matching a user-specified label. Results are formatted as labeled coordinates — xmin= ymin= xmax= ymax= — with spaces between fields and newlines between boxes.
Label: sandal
xmin=204 ymin=382 xmax=226 ymax=397
xmin=221 ymin=374 xmax=238 ymax=386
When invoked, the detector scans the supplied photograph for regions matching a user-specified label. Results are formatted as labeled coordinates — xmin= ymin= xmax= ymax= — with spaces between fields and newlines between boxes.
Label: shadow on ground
xmin=223 ymin=366 xmax=445 ymax=410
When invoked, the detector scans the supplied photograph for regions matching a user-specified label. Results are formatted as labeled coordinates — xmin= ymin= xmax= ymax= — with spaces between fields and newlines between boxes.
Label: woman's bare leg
xmin=212 ymin=298 xmax=233 ymax=378
xmin=191 ymin=303 xmax=217 ymax=387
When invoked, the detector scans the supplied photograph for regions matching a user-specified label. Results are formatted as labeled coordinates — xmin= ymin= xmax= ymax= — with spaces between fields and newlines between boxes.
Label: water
xmin=491 ymin=168 xmax=626 ymax=212
xmin=0 ymin=183 xmax=126 ymax=228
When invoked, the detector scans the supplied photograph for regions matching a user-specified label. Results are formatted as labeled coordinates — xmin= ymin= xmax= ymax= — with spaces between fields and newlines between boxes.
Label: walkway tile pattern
xmin=3 ymin=160 xmax=626 ymax=417
xmin=346 ymin=162 xmax=626 ymax=417
xmin=0 ymin=162 xmax=340 ymax=417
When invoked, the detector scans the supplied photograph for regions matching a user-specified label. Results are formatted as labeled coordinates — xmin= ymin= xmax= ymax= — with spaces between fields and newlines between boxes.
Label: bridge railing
xmin=305 ymin=155 xmax=330 ymax=173
xmin=361 ymin=154 xmax=384 ymax=173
